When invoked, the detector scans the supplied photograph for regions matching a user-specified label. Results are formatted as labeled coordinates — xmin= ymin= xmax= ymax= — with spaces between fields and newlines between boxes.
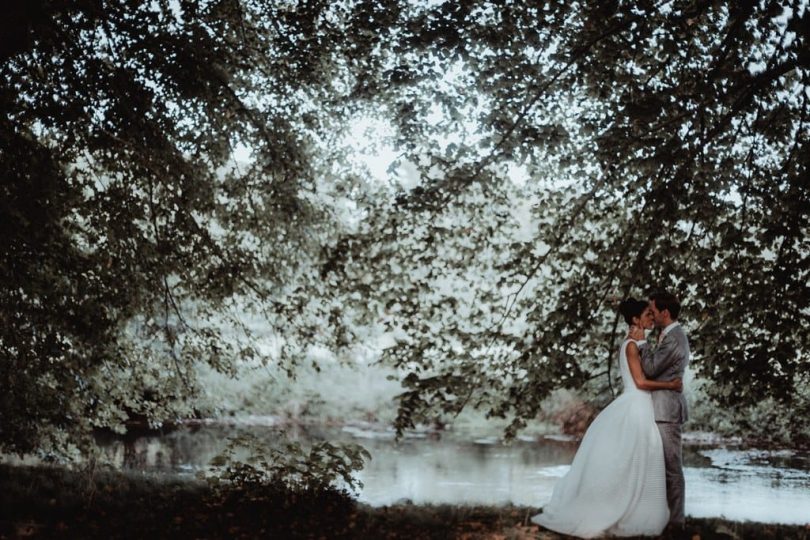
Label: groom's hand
xmin=627 ymin=325 xmax=645 ymax=341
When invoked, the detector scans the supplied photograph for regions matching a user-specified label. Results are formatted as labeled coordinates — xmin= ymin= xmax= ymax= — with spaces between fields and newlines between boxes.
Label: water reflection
xmin=91 ymin=423 xmax=810 ymax=525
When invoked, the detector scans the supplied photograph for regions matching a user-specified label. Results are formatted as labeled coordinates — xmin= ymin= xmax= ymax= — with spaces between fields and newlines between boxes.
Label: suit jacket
xmin=639 ymin=324 xmax=690 ymax=423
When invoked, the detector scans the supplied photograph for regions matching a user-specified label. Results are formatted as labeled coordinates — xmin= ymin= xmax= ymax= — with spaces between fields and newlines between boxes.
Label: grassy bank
xmin=1 ymin=464 xmax=807 ymax=539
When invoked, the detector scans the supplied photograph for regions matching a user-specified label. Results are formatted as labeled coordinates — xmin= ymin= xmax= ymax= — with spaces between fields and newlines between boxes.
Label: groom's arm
xmin=638 ymin=335 xmax=680 ymax=379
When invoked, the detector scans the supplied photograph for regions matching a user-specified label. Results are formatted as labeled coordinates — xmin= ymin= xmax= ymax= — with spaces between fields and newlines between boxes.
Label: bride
xmin=530 ymin=298 xmax=682 ymax=538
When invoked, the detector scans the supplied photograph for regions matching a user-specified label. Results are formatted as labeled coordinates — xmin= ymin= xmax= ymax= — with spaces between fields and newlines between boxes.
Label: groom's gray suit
xmin=638 ymin=323 xmax=690 ymax=526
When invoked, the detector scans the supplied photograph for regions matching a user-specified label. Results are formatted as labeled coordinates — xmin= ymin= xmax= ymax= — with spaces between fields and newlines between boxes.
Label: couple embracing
xmin=532 ymin=291 xmax=690 ymax=538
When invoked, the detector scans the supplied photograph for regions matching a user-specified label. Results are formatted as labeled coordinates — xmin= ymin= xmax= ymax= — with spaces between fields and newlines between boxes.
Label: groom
xmin=630 ymin=291 xmax=690 ymax=530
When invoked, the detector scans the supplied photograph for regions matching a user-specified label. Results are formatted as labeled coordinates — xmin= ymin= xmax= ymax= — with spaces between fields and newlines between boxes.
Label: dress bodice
xmin=619 ymin=339 xmax=647 ymax=395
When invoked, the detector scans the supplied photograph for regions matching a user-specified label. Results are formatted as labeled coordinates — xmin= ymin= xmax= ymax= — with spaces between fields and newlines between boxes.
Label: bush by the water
xmin=203 ymin=431 xmax=371 ymax=495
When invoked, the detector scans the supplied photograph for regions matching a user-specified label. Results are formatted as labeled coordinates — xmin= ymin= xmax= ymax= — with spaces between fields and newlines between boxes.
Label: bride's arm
xmin=626 ymin=342 xmax=682 ymax=391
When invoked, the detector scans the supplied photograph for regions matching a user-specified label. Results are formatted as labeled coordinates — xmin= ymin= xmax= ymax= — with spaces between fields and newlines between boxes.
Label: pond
xmin=90 ymin=419 xmax=810 ymax=525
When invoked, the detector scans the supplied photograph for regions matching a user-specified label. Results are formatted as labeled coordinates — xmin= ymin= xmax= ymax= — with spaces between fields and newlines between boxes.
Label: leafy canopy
xmin=1 ymin=0 xmax=808 ymax=454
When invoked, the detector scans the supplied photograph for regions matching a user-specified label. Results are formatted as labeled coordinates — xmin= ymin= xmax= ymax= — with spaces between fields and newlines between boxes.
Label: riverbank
xmin=2 ymin=464 xmax=807 ymax=539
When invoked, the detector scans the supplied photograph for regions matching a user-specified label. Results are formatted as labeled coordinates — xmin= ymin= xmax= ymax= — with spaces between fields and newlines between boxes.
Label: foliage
xmin=0 ymin=0 xmax=365 ymax=455
xmin=317 ymin=0 xmax=810 ymax=438
xmin=0 ymin=463 xmax=359 ymax=539
xmin=688 ymin=377 xmax=810 ymax=447
xmin=1 ymin=0 xmax=808 ymax=456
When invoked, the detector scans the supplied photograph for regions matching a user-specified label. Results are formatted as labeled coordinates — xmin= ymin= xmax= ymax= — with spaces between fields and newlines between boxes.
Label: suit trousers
xmin=656 ymin=421 xmax=685 ymax=525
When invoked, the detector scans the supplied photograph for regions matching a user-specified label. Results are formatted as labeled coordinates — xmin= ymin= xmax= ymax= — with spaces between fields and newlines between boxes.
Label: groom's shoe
xmin=661 ymin=522 xmax=687 ymax=538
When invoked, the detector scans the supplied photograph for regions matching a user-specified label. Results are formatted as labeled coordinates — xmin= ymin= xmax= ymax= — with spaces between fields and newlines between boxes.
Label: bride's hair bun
xmin=619 ymin=297 xmax=647 ymax=324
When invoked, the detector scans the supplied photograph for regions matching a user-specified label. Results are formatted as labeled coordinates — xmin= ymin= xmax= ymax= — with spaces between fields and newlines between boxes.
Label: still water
xmin=93 ymin=420 xmax=810 ymax=525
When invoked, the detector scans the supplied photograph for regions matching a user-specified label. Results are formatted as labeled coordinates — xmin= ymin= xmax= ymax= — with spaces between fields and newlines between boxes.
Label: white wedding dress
xmin=531 ymin=339 xmax=669 ymax=538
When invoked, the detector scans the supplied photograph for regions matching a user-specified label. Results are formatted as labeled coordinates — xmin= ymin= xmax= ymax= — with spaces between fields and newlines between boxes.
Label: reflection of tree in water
xmin=94 ymin=423 xmax=319 ymax=471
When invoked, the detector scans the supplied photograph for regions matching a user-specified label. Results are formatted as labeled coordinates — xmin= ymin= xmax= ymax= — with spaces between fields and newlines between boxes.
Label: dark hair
xmin=649 ymin=291 xmax=681 ymax=320
xmin=619 ymin=298 xmax=647 ymax=325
